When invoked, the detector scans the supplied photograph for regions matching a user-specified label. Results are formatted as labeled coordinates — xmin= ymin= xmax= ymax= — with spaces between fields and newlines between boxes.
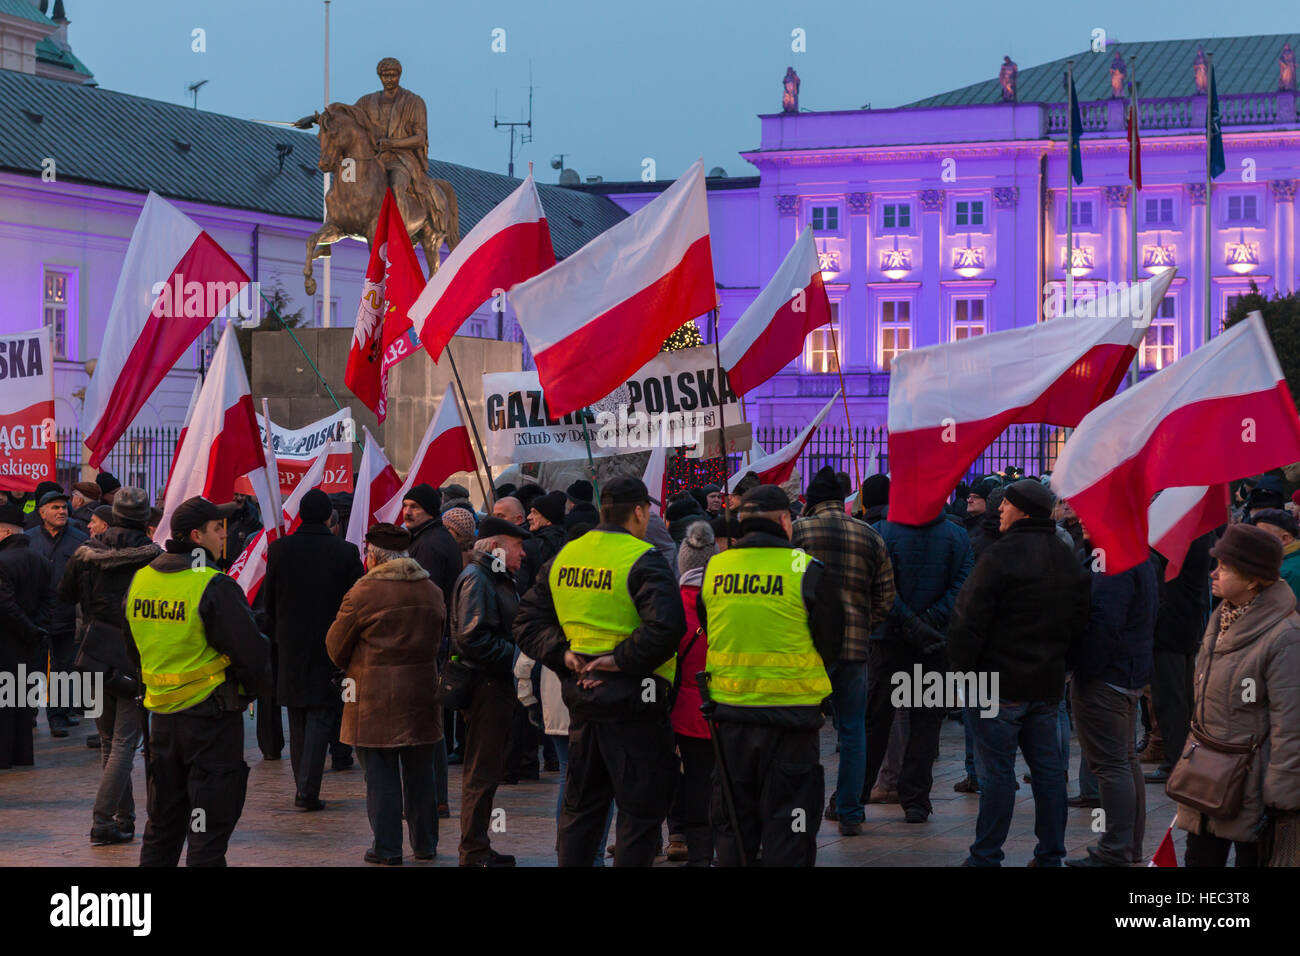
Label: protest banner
xmin=234 ymin=407 xmax=354 ymax=495
xmin=0 ymin=327 xmax=56 ymax=493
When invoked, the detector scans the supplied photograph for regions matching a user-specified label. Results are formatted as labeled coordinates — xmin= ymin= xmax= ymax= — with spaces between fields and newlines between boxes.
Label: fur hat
xmin=1210 ymin=524 xmax=1283 ymax=583
xmin=677 ymin=520 xmax=717 ymax=576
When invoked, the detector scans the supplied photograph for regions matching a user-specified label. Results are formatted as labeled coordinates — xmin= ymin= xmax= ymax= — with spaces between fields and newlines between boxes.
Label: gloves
xmin=899 ymin=613 xmax=946 ymax=657
xmin=526 ymin=701 xmax=545 ymax=733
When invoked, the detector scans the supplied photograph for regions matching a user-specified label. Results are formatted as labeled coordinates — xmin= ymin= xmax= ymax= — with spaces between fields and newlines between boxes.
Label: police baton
xmin=696 ymin=670 xmax=748 ymax=867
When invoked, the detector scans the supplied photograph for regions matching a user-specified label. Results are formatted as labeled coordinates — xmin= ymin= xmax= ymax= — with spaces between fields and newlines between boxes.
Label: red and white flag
xmin=408 ymin=174 xmax=555 ymax=361
xmin=1148 ymin=819 xmax=1179 ymax=867
xmin=732 ymin=392 xmax=839 ymax=488
xmin=346 ymin=189 xmax=426 ymax=423
xmin=509 ymin=159 xmax=716 ymax=418
xmin=230 ymin=440 xmax=335 ymax=600
xmin=641 ymin=443 xmax=669 ymax=517
xmin=720 ymin=227 xmax=832 ymax=396
xmin=154 ymin=324 xmax=276 ymax=546
xmin=1055 ymin=313 xmax=1300 ymax=574
xmin=887 ymin=269 xmax=1175 ymax=525
xmin=346 ymin=425 xmax=403 ymax=557
xmin=84 ymin=192 xmax=248 ymax=469
xmin=376 ymin=385 xmax=478 ymax=524
xmin=1148 ymin=484 xmax=1230 ymax=581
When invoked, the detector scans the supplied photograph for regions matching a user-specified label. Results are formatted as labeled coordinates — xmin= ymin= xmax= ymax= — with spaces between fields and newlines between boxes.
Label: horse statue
xmin=294 ymin=102 xmax=460 ymax=296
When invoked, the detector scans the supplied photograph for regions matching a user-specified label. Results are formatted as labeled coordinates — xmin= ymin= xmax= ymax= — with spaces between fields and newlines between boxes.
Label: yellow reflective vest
xmin=126 ymin=564 xmax=230 ymax=714
xmin=549 ymin=529 xmax=675 ymax=682
xmin=701 ymin=546 xmax=830 ymax=707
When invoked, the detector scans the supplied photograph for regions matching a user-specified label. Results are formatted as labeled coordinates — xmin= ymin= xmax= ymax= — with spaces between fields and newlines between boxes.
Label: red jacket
xmin=670 ymin=578 xmax=710 ymax=739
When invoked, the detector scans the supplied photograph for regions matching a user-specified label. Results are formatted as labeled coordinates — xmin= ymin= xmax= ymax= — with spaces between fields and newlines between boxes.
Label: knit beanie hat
xmin=861 ymin=474 xmax=891 ymax=509
xmin=1210 ymin=524 xmax=1283 ymax=583
xmin=531 ymin=491 xmax=567 ymax=527
xmin=442 ymin=506 xmax=476 ymax=543
xmin=805 ymin=465 xmax=843 ymax=508
xmin=402 ymin=483 xmax=441 ymax=517
xmin=677 ymin=520 xmax=717 ymax=577
xmin=1002 ymin=478 xmax=1054 ymax=520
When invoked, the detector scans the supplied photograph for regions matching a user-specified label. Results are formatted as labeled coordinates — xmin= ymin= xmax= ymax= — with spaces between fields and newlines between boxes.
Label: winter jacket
xmin=872 ymin=513 xmax=974 ymax=639
xmin=1281 ymin=541 xmax=1300 ymax=605
xmin=326 ymin=556 xmax=445 ymax=747
xmin=451 ymin=550 xmax=519 ymax=679
xmin=1174 ymin=580 xmax=1300 ymax=844
xmin=25 ymin=523 xmax=87 ymax=635
xmin=563 ymin=502 xmax=600 ymax=530
xmin=793 ymin=498 xmax=895 ymax=661
xmin=532 ymin=522 xmax=568 ymax=566
xmin=59 ymin=524 xmax=159 ymax=636
xmin=514 ymin=523 xmax=685 ymax=723
xmin=515 ymin=650 xmax=568 ymax=735
xmin=670 ymin=572 xmax=709 ymax=739
xmin=0 ymin=532 xmax=53 ymax=660
xmin=407 ymin=516 xmax=463 ymax=613
xmin=223 ymin=501 xmax=262 ymax=571
xmin=645 ymin=512 xmax=678 ymax=571
xmin=1153 ymin=533 xmax=1213 ymax=654
xmin=122 ymin=542 xmax=272 ymax=712
xmin=263 ymin=521 xmax=364 ymax=708
xmin=948 ymin=517 xmax=1091 ymax=703
xmin=1070 ymin=554 xmax=1158 ymax=689
xmin=69 ymin=504 xmax=95 ymax=536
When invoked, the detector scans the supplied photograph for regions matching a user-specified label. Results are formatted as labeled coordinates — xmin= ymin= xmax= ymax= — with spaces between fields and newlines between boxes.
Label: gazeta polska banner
xmin=0 ymin=327 xmax=56 ymax=493
xmin=239 ymin=407 xmax=354 ymax=495
xmin=482 ymin=346 xmax=739 ymax=466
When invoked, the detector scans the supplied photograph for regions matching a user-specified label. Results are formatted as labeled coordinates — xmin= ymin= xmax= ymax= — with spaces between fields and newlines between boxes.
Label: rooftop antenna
xmin=186 ymin=79 xmax=209 ymax=110
xmin=493 ymin=62 xmax=535 ymax=177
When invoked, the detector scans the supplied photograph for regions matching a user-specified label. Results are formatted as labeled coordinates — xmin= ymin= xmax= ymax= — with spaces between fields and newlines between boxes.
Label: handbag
xmin=73 ymin=619 xmax=141 ymax=700
xmin=434 ymin=658 xmax=479 ymax=711
xmin=1165 ymin=627 xmax=1260 ymax=818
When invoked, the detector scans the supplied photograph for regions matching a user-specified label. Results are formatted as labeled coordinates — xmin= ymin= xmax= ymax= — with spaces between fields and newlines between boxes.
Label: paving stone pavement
xmin=0 ymin=709 xmax=1183 ymax=867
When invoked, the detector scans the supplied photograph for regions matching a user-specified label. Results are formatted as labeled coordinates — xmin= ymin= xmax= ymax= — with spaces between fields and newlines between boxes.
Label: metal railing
xmin=54 ymin=427 xmax=181 ymax=505
xmin=1045 ymin=91 xmax=1295 ymax=133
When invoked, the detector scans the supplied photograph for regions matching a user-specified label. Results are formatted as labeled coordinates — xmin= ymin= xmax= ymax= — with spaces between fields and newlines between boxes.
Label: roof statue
xmin=999 ymin=56 xmax=1017 ymax=102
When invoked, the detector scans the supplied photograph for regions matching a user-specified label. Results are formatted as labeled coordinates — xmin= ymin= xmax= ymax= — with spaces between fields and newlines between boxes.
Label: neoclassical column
xmin=846 ymin=191 xmax=872 ymax=368
xmin=993 ymin=186 xmax=1019 ymax=332
xmin=1272 ymin=179 xmax=1297 ymax=295
xmin=918 ymin=188 xmax=945 ymax=349
xmin=1104 ymin=185 xmax=1130 ymax=288
xmin=1188 ymin=182 xmax=1208 ymax=348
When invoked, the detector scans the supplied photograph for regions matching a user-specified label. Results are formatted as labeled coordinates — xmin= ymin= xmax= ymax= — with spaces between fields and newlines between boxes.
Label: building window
xmin=955 ymin=200 xmax=985 ymax=228
xmin=1226 ymin=195 xmax=1259 ymax=224
xmin=314 ymin=297 xmax=341 ymax=327
xmin=879 ymin=300 xmax=911 ymax=371
xmin=1144 ymin=197 xmax=1175 ymax=226
xmin=882 ymin=202 xmax=912 ymax=230
xmin=810 ymin=204 xmax=840 ymax=234
xmin=804 ymin=303 xmax=841 ymax=373
xmin=195 ymin=319 xmax=222 ymax=369
xmin=43 ymin=268 xmax=71 ymax=359
xmin=1140 ymin=298 xmax=1177 ymax=371
xmin=953 ymin=298 xmax=986 ymax=340
xmin=1070 ymin=200 xmax=1094 ymax=228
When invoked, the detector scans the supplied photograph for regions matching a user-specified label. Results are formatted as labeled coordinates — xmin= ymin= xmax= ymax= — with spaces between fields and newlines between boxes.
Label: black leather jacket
xmin=451 ymin=551 xmax=519 ymax=679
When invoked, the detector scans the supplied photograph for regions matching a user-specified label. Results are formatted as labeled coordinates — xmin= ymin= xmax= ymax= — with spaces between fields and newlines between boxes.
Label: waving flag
xmin=887 ymin=269 xmax=1174 ymax=525
xmin=376 ymin=385 xmax=478 ymax=524
xmin=345 ymin=189 xmax=425 ymax=422
xmin=408 ymin=174 xmax=554 ymax=361
xmin=346 ymin=425 xmax=402 ymax=557
xmin=1054 ymin=313 xmax=1300 ymax=573
xmin=1127 ymin=102 xmax=1142 ymax=191
xmin=1067 ymin=69 xmax=1084 ymax=185
xmin=733 ymin=392 xmax=838 ymax=487
xmin=1207 ymin=60 xmax=1226 ymax=179
xmin=1148 ymin=485 xmax=1230 ymax=581
xmin=720 ymin=227 xmax=832 ymax=396
xmin=154 ymin=324 xmax=275 ymax=546
xmin=84 ymin=192 xmax=248 ymax=468
xmin=509 ymin=159 xmax=715 ymax=418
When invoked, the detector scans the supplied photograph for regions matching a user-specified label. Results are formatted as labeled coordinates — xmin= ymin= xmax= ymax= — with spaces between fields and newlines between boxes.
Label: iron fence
xmin=54 ymin=427 xmax=181 ymax=506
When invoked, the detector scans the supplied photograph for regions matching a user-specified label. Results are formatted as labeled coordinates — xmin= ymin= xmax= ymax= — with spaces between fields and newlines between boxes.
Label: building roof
xmin=0 ymin=68 xmax=625 ymax=257
xmin=903 ymin=34 xmax=1300 ymax=107
xmin=570 ymin=174 xmax=759 ymax=195
xmin=35 ymin=34 xmax=92 ymax=77
xmin=0 ymin=0 xmax=51 ymax=25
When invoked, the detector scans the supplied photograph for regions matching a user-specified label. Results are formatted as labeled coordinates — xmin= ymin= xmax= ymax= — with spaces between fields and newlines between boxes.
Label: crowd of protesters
xmin=1 ymin=459 xmax=1297 ymax=868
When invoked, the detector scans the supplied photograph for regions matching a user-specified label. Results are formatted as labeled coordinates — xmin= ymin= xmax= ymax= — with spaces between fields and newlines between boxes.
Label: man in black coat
xmin=403 ymin=483 xmax=461 ymax=608
xmin=0 ymin=501 xmax=54 ymax=769
xmin=26 ymin=489 xmax=88 ymax=736
xmin=264 ymin=489 xmax=364 ymax=810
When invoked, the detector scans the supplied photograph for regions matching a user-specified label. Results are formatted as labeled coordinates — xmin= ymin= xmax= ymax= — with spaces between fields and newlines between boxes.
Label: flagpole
xmin=321 ymin=0 xmax=331 ymax=329
xmin=709 ymin=308 xmax=736 ymax=545
xmin=260 ymin=397 xmax=285 ymax=535
xmin=443 ymin=344 xmax=496 ymax=507
xmin=1128 ymin=55 xmax=1140 ymax=387
xmin=825 ymin=307 xmax=861 ymax=488
xmin=1204 ymin=53 xmax=1214 ymax=347
xmin=579 ymin=413 xmax=600 ymax=503
xmin=1066 ymin=60 xmax=1075 ymax=313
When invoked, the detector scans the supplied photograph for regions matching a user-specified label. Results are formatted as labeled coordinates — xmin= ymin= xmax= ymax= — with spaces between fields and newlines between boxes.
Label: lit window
xmin=883 ymin=203 xmax=911 ymax=230
xmin=811 ymin=205 xmax=840 ymax=233
xmin=1140 ymin=298 xmax=1177 ymax=371
xmin=879 ymin=300 xmax=911 ymax=371
xmin=804 ymin=303 xmax=841 ymax=373
xmin=43 ymin=268 xmax=70 ymax=359
xmin=1226 ymin=195 xmax=1258 ymax=223
xmin=953 ymin=298 xmax=986 ymax=340
xmin=1144 ymin=198 xmax=1175 ymax=226
xmin=955 ymin=200 xmax=984 ymax=227
xmin=1071 ymin=201 xmax=1093 ymax=227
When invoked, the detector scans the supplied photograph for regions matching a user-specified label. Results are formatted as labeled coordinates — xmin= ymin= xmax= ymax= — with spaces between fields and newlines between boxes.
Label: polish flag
xmin=509 ymin=159 xmax=716 ymax=418
xmin=720 ymin=227 xmax=832 ymax=396
xmin=84 ymin=192 xmax=248 ymax=468
xmin=154 ymin=324 xmax=276 ymax=546
xmin=408 ymin=174 xmax=555 ymax=361
xmin=230 ymin=441 xmax=335 ymax=600
xmin=376 ymin=385 xmax=478 ymax=524
xmin=345 ymin=190 xmax=426 ymax=423
xmin=641 ymin=443 xmax=669 ymax=517
xmin=162 ymin=375 xmax=203 ymax=501
xmin=1147 ymin=819 xmax=1179 ymax=867
xmin=732 ymin=392 xmax=839 ymax=487
xmin=887 ymin=269 xmax=1175 ymax=525
xmin=1148 ymin=484 xmax=1230 ymax=581
xmin=1054 ymin=313 xmax=1300 ymax=574
xmin=346 ymin=425 xmax=403 ymax=557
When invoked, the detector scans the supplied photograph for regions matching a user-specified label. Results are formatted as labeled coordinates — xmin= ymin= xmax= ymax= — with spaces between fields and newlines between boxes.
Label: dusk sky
xmin=64 ymin=0 xmax=1297 ymax=183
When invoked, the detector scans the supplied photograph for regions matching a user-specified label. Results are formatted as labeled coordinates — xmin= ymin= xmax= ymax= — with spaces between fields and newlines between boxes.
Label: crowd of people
xmin=1 ymin=461 xmax=1297 ymax=868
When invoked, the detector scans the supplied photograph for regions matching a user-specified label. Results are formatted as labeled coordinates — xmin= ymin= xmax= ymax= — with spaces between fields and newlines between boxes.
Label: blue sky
xmin=61 ymin=0 xmax=1296 ymax=183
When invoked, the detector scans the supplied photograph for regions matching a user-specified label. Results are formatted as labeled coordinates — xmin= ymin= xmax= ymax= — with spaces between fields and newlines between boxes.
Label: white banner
xmin=482 ymin=346 xmax=740 ymax=466
xmin=253 ymin=407 xmax=353 ymax=494
xmin=0 ymin=327 xmax=56 ymax=492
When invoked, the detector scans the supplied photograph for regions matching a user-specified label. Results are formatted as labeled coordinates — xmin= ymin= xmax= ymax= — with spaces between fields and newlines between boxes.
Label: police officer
xmin=697 ymin=484 xmax=843 ymax=867
xmin=124 ymin=496 xmax=271 ymax=867
xmin=515 ymin=476 xmax=685 ymax=866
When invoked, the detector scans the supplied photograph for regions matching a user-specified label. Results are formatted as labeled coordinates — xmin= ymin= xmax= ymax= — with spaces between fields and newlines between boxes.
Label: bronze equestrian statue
xmin=296 ymin=57 xmax=460 ymax=295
